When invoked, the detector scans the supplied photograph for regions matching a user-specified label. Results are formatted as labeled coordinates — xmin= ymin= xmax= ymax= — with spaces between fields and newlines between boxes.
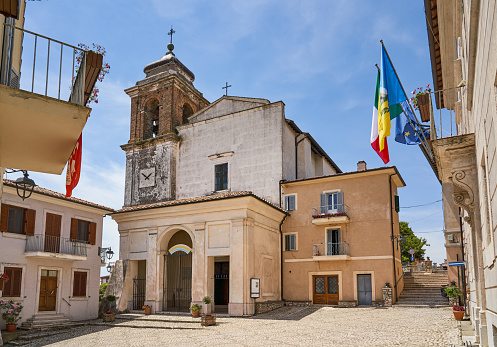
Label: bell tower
xmin=122 ymin=37 xmax=209 ymax=206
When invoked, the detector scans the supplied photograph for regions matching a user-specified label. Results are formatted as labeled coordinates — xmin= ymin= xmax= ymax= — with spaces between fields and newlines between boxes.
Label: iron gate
xmin=163 ymin=252 xmax=192 ymax=312
xmin=132 ymin=278 xmax=146 ymax=310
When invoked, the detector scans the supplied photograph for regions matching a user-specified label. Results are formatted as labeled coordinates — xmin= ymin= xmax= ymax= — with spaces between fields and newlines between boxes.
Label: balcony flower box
xmin=312 ymin=212 xmax=347 ymax=219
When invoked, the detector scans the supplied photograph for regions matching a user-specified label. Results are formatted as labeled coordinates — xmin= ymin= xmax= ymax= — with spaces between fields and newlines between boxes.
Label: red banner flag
xmin=65 ymin=134 xmax=82 ymax=197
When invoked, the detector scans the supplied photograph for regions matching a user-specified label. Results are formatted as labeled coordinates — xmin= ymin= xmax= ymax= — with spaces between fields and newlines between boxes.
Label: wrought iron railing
xmin=312 ymin=204 xmax=348 ymax=218
xmin=313 ymin=242 xmax=349 ymax=256
xmin=25 ymin=235 xmax=88 ymax=256
xmin=0 ymin=22 xmax=87 ymax=105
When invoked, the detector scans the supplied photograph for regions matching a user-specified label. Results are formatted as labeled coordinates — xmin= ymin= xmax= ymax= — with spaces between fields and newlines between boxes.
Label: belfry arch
xmin=143 ymin=98 xmax=160 ymax=139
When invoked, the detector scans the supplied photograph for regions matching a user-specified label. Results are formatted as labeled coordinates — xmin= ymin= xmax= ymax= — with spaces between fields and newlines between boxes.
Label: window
xmin=2 ymin=267 xmax=22 ymax=297
xmin=284 ymin=195 xmax=296 ymax=211
xmin=0 ymin=204 xmax=36 ymax=235
xmin=70 ymin=218 xmax=96 ymax=245
xmin=215 ymin=163 xmax=228 ymax=191
xmin=73 ymin=271 xmax=87 ymax=297
xmin=284 ymin=234 xmax=297 ymax=251
xmin=327 ymin=228 xmax=341 ymax=255
xmin=320 ymin=191 xmax=343 ymax=214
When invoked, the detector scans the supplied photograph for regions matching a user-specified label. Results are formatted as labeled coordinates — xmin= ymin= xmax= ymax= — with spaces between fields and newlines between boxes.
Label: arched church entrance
xmin=162 ymin=230 xmax=192 ymax=312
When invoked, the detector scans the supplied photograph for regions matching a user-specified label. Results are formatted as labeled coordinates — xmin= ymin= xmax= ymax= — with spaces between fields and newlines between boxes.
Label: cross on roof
xmin=168 ymin=26 xmax=176 ymax=44
xmin=222 ymin=82 xmax=232 ymax=96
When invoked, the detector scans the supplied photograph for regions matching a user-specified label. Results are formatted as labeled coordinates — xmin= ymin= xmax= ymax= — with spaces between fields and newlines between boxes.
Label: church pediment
xmin=188 ymin=95 xmax=270 ymax=123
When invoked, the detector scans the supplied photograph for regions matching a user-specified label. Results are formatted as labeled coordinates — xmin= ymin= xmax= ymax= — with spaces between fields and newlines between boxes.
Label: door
xmin=214 ymin=262 xmax=229 ymax=305
xmin=327 ymin=229 xmax=341 ymax=255
xmin=163 ymin=252 xmax=192 ymax=312
xmin=313 ymin=275 xmax=339 ymax=305
xmin=39 ymin=270 xmax=58 ymax=311
xmin=357 ymin=274 xmax=372 ymax=305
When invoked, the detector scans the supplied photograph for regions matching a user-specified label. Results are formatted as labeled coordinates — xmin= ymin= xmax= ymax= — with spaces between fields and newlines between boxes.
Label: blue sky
xmin=6 ymin=0 xmax=447 ymax=267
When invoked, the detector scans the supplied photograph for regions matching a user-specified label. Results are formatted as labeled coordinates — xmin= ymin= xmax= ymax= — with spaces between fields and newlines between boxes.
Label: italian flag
xmin=371 ymin=70 xmax=389 ymax=164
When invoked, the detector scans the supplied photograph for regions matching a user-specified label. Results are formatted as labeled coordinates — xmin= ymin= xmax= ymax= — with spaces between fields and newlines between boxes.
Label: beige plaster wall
xmin=0 ymin=187 xmax=107 ymax=329
xmin=281 ymin=168 xmax=404 ymax=304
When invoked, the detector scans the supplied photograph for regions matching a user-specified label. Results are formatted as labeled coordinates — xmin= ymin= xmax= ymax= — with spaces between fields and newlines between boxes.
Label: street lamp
xmin=106 ymin=262 xmax=115 ymax=273
xmin=5 ymin=169 xmax=36 ymax=200
xmin=99 ymin=247 xmax=114 ymax=264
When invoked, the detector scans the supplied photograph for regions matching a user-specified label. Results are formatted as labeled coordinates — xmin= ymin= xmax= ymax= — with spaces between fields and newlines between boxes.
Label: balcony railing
xmin=1 ymin=22 xmax=88 ymax=105
xmin=25 ymin=235 xmax=88 ymax=256
xmin=312 ymin=204 xmax=348 ymax=218
xmin=313 ymin=242 xmax=349 ymax=257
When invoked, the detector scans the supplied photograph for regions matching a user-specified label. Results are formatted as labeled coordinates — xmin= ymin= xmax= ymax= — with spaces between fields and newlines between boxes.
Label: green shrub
xmin=445 ymin=286 xmax=462 ymax=298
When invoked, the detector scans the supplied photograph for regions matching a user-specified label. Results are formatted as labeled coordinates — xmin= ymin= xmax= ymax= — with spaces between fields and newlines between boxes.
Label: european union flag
xmin=395 ymin=100 xmax=430 ymax=145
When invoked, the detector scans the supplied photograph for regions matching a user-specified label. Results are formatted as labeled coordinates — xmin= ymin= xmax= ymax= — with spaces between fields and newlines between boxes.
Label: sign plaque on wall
xmin=250 ymin=278 xmax=260 ymax=298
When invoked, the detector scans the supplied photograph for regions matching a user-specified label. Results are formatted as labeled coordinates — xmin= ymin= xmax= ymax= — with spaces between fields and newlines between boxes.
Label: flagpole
xmin=380 ymin=40 xmax=433 ymax=158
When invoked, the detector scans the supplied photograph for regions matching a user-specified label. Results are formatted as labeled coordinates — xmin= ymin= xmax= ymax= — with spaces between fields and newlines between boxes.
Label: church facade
xmin=111 ymin=42 xmax=340 ymax=316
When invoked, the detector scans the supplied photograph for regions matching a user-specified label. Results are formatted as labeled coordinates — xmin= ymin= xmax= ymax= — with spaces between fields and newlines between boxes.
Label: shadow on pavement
xmin=247 ymin=306 xmax=320 ymax=321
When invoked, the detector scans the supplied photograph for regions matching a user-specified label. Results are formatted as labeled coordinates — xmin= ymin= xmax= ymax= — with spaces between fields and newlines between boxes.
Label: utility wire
xmin=409 ymin=210 xmax=442 ymax=224
xmin=400 ymin=199 xmax=442 ymax=209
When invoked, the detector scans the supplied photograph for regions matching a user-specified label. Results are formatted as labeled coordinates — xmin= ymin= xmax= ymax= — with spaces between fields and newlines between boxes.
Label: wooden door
xmin=39 ymin=270 xmax=57 ymax=311
xmin=313 ymin=275 xmax=339 ymax=305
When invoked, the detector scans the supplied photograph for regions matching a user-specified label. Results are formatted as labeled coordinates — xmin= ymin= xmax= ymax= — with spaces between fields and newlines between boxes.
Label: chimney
xmin=357 ymin=161 xmax=367 ymax=172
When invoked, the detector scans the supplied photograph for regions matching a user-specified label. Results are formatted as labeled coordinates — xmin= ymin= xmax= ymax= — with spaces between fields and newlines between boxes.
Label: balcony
xmin=312 ymin=242 xmax=350 ymax=261
xmin=0 ymin=22 xmax=102 ymax=174
xmin=25 ymin=235 xmax=88 ymax=260
xmin=311 ymin=204 xmax=349 ymax=225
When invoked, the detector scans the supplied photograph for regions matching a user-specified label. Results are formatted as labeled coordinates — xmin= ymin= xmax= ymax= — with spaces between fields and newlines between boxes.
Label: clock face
xmin=139 ymin=167 xmax=156 ymax=188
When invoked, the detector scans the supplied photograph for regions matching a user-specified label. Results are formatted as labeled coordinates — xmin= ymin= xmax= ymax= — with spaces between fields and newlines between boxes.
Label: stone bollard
xmin=383 ymin=284 xmax=393 ymax=307
xmin=425 ymin=260 xmax=433 ymax=273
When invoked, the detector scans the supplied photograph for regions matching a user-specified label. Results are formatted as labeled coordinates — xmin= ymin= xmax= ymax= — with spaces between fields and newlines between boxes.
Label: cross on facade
xmin=222 ymin=82 xmax=232 ymax=96
xmin=168 ymin=26 xmax=176 ymax=44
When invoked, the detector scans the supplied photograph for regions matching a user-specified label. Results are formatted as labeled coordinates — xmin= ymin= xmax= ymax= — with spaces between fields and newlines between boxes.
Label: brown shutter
xmin=70 ymin=218 xmax=78 ymax=240
xmin=73 ymin=272 xmax=80 ymax=296
xmin=3 ymin=267 xmax=22 ymax=297
xmin=45 ymin=213 xmax=54 ymax=236
xmin=80 ymin=272 xmax=87 ymax=296
xmin=25 ymin=209 xmax=36 ymax=235
xmin=53 ymin=214 xmax=62 ymax=238
xmin=1 ymin=204 xmax=10 ymax=232
xmin=73 ymin=271 xmax=87 ymax=297
xmin=89 ymin=222 xmax=96 ymax=245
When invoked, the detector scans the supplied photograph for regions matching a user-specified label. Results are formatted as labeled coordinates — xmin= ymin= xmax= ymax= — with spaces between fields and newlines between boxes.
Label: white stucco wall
xmin=0 ymin=187 xmax=108 ymax=328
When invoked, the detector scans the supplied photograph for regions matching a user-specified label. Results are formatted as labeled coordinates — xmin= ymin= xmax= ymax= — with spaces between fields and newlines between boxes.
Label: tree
xmin=399 ymin=221 xmax=428 ymax=263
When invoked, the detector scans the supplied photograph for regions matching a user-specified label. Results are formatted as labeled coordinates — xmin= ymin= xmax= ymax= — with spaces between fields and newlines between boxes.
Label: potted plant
xmin=202 ymin=296 xmax=212 ymax=314
xmin=445 ymin=286 xmax=462 ymax=307
xmin=102 ymin=310 xmax=115 ymax=322
xmin=190 ymin=304 xmax=201 ymax=318
xmin=0 ymin=300 xmax=23 ymax=332
xmin=0 ymin=273 xmax=8 ymax=291
xmin=410 ymin=85 xmax=432 ymax=122
xmin=452 ymin=305 xmax=466 ymax=321
xmin=142 ymin=304 xmax=152 ymax=315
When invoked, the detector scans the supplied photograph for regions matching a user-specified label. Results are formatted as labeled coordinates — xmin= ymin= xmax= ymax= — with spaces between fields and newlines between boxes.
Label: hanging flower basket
xmin=417 ymin=93 xmax=431 ymax=122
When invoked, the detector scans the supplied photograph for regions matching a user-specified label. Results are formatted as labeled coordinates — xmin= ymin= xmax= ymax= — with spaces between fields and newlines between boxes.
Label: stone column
xmin=383 ymin=285 xmax=393 ymax=307
xmin=146 ymin=228 xmax=158 ymax=312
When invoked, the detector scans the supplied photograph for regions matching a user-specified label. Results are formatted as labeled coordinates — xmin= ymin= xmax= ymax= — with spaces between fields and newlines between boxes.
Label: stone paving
xmin=10 ymin=306 xmax=461 ymax=347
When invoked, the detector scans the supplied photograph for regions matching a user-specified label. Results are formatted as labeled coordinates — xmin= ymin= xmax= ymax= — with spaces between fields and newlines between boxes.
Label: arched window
xmin=143 ymin=99 xmax=160 ymax=139
xmin=182 ymin=103 xmax=194 ymax=124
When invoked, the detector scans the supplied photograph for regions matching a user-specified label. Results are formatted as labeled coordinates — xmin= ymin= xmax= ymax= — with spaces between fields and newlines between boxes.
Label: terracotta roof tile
xmin=2 ymin=179 xmax=114 ymax=212
xmin=114 ymin=191 xmax=286 ymax=214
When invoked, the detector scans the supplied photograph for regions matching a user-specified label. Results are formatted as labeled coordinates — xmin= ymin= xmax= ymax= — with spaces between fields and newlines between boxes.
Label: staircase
xmin=20 ymin=313 xmax=83 ymax=331
xmin=395 ymin=271 xmax=450 ymax=307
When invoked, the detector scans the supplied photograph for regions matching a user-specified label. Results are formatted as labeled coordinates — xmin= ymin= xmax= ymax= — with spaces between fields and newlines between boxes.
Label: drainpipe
xmin=459 ymin=207 xmax=467 ymax=308
xmin=279 ymin=180 xmax=287 ymax=303
xmin=389 ymin=174 xmax=397 ymax=301
xmin=295 ymin=134 xmax=307 ymax=179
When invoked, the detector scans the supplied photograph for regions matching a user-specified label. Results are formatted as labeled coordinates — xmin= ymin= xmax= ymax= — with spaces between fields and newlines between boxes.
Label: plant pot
xmin=102 ymin=313 xmax=115 ymax=322
xmin=453 ymin=310 xmax=465 ymax=321
xmin=417 ymin=93 xmax=431 ymax=122
xmin=144 ymin=308 xmax=151 ymax=315
xmin=191 ymin=310 xmax=200 ymax=318
xmin=6 ymin=324 xmax=16 ymax=332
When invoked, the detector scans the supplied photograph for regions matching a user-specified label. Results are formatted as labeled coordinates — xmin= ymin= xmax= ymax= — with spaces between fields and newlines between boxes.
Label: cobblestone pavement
xmin=20 ymin=306 xmax=460 ymax=347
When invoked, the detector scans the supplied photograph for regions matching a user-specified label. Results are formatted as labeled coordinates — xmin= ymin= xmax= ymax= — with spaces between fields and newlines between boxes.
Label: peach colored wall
xmin=281 ymin=169 xmax=404 ymax=304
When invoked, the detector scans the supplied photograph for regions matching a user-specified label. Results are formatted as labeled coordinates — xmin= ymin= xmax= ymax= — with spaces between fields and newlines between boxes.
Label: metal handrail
xmin=312 ymin=204 xmax=348 ymax=216
xmin=25 ymin=234 xmax=88 ymax=256
xmin=1 ymin=22 xmax=86 ymax=104
xmin=313 ymin=242 xmax=349 ymax=256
